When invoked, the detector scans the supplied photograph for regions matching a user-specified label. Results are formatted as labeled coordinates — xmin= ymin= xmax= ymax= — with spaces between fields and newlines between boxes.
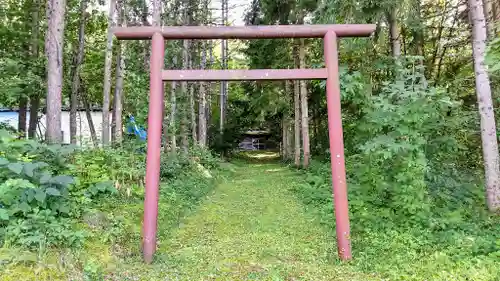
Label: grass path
xmin=155 ymin=160 xmax=373 ymax=280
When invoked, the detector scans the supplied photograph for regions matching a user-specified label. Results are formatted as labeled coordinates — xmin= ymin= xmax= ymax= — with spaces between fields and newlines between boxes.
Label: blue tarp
xmin=126 ymin=116 xmax=147 ymax=141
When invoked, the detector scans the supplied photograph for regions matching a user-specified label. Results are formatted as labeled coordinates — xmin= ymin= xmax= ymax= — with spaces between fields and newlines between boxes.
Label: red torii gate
xmin=112 ymin=24 xmax=375 ymax=263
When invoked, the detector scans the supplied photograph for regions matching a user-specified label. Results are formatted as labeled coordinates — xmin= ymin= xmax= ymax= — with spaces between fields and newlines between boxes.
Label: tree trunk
xmin=293 ymin=44 xmax=301 ymax=166
xmin=198 ymin=41 xmax=208 ymax=147
xmin=388 ymin=8 xmax=401 ymax=58
xmin=299 ymin=39 xmax=310 ymax=168
xmin=181 ymin=39 xmax=190 ymax=154
xmin=142 ymin=0 xmax=150 ymax=70
xmin=189 ymin=53 xmax=197 ymax=143
xmin=469 ymin=0 xmax=500 ymax=211
xmin=70 ymin=0 xmax=88 ymax=144
xmin=112 ymin=0 xmax=126 ymax=144
xmin=28 ymin=0 xmax=40 ymax=139
xmin=18 ymin=98 xmax=27 ymax=137
xmin=169 ymin=55 xmax=178 ymax=154
xmin=45 ymin=0 xmax=66 ymax=144
xmin=483 ymin=0 xmax=495 ymax=39
xmin=285 ymin=80 xmax=292 ymax=159
xmin=81 ymin=79 xmax=98 ymax=146
xmin=102 ymin=0 xmax=117 ymax=146
xmin=220 ymin=0 xmax=228 ymax=132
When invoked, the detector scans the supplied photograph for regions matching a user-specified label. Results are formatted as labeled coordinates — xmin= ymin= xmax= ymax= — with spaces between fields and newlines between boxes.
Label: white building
xmin=0 ymin=110 xmax=110 ymax=145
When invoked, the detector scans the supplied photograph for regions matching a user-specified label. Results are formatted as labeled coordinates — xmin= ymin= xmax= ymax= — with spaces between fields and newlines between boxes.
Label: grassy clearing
xmin=150 ymin=155 xmax=379 ymax=280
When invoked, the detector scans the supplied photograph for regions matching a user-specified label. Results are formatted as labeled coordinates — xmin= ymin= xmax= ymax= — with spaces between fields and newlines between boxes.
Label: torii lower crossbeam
xmin=112 ymin=24 xmax=376 ymax=264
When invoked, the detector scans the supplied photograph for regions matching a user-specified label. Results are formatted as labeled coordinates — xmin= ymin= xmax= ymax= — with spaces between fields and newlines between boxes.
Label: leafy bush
xmin=0 ymin=130 xmax=84 ymax=249
xmin=291 ymin=69 xmax=500 ymax=280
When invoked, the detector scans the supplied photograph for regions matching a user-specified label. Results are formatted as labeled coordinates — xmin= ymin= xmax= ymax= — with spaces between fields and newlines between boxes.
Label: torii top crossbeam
xmin=112 ymin=24 xmax=375 ymax=39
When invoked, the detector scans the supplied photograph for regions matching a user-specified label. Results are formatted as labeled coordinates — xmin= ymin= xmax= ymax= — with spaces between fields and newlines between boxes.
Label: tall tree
xmin=220 ymin=0 xmax=228 ymax=132
xmin=468 ymin=0 xmax=500 ymax=211
xmin=28 ymin=0 xmax=41 ymax=139
xmin=293 ymin=45 xmax=301 ymax=166
xmin=112 ymin=0 xmax=127 ymax=143
xmin=102 ymin=0 xmax=117 ymax=145
xmin=169 ymin=56 xmax=178 ymax=154
xmin=180 ymin=38 xmax=190 ymax=154
xmin=45 ymin=0 xmax=67 ymax=143
xmin=388 ymin=7 xmax=401 ymax=57
xmin=70 ymin=0 xmax=88 ymax=144
xmin=198 ymin=41 xmax=208 ymax=146
xmin=299 ymin=38 xmax=310 ymax=168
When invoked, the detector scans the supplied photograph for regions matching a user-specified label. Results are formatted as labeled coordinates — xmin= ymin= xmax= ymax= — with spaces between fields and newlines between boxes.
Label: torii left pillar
xmin=142 ymin=32 xmax=164 ymax=263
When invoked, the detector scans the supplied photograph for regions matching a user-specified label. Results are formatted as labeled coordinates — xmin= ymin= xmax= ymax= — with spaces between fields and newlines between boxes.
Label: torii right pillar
xmin=324 ymin=30 xmax=351 ymax=259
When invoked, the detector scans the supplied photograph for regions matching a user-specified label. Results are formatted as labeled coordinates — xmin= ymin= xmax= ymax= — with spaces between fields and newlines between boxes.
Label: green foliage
xmin=0 ymin=130 xmax=84 ymax=249
xmin=291 ymin=69 xmax=500 ymax=279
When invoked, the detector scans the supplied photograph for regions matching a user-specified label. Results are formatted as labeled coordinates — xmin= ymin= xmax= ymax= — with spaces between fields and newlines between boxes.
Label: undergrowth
xmin=0 ymin=130 xmax=222 ymax=280
xmin=291 ymin=66 xmax=500 ymax=280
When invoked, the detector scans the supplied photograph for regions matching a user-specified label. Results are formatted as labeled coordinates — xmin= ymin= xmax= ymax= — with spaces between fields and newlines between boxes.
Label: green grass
xmin=155 ymin=161 xmax=377 ymax=280
xmin=3 ymin=153 xmax=497 ymax=280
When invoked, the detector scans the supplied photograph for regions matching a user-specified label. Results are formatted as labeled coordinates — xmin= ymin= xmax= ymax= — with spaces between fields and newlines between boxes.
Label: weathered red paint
xmin=113 ymin=24 xmax=375 ymax=264
xmin=113 ymin=24 xmax=375 ymax=39
xmin=162 ymin=69 xmax=328 ymax=81
xmin=324 ymin=31 xmax=352 ymax=260
xmin=143 ymin=32 xmax=164 ymax=263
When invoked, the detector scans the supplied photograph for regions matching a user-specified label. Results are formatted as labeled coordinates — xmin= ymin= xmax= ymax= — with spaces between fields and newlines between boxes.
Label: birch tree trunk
xmin=293 ymin=43 xmax=301 ymax=167
xmin=102 ymin=0 xmax=117 ymax=145
xmin=70 ymin=0 xmax=88 ymax=144
xmin=45 ymin=0 xmax=66 ymax=144
xmin=469 ymin=0 xmax=500 ymax=211
xmin=112 ymin=0 xmax=126 ymax=144
xmin=299 ymin=38 xmax=310 ymax=168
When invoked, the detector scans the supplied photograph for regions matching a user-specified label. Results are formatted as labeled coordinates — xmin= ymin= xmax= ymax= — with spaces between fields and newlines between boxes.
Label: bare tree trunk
xmin=45 ymin=0 xmax=66 ymax=144
xmin=282 ymin=118 xmax=287 ymax=159
xmin=388 ymin=8 xmax=401 ymax=58
xmin=181 ymin=39 xmax=190 ymax=154
xmin=293 ymin=42 xmax=301 ymax=167
xmin=198 ymin=42 xmax=208 ymax=146
xmin=469 ymin=0 xmax=500 ymax=211
xmin=299 ymin=39 xmax=310 ymax=168
xmin=18 ymin=98 xmax=27 ymax=137
xmin=189 ymin=55 xmax=197 ymax=143
xmin=219 ymin=0 xmax=228 ymax=132
xmin=483 ymin=0 xmax=495 ymax=39
xmin=70 ymin=0 xmax=88 ymax=144
xmin=285 ymin=80 xmax=292 ymax=159
xmin=102 ymin=0 xmax=117 ymax=146
xmin=28 ymin=0 xmax=40 ymax=139
xmin=169 ymin=55 xmax=178 ymax=154
xmin=28 ymin=98 xmax=40 ymax=139
xmin=152 ymin=0 xmax=161 ymax=25
xmin=112 ymin=0 xmax=126 ymax=144
xmin=81 ymin=80 xmax=98 ymax=146
xmin=294 ymin=78 xmax=301 ymax=167
xmin=142 ymin=0 xmax=150 ymax=70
